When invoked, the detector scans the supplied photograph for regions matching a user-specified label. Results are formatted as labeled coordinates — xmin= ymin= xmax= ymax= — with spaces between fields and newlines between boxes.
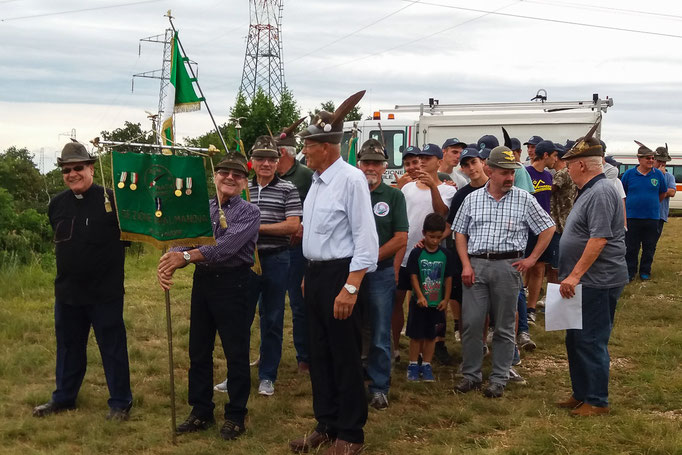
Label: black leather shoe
xmin=106 ymin=402 xmax=132 ymax=421
xmin=176 ymin=414 xmax=215 ymax=434
xmin=483 ymin=382 xmax=505 ymax=398
xmin=219 ymin=420 xmax=245 ymax=440
xmin=32 ymin=400 xmax=76 ymax=417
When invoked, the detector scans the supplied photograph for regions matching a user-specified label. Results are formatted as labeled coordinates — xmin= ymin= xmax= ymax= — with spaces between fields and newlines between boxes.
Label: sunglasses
xmin=61 ymin=165 xmax=85 ymax=174
xmin=216 ymin=170 xmax=246 ymax=179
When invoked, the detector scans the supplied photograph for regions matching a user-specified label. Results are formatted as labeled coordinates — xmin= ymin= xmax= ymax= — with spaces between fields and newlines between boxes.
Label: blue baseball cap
xmin=459 ymin=147 xmax=482 ymax=164
xmin=479 ymin=148 xmax=492 ymax=160
xmin=599 ymin=139 xmax=607 ymax=152
xmin=478 ymin=135 xmax=499 ymax=150
xmin=442 ymin=138 xmax=467 ymax=149
xmin=468 ymin=143 xmax=478 ymax=150
xmin=605 ymin=155 xmax=621 ymax=167
xmin=510 ymin=137 xmax=522 ymax=151
xmin=535 ymin=140 xmax=561 ymax=158
xmin=523 ymin=135 xmax=544 ymax=146
xmin=553 ymin=142 xmax=567 ymax=158
xmin=402 ymin=145 xmax=421 ymax=158
xmin=419 ymin=143 xmax=443 ymax=159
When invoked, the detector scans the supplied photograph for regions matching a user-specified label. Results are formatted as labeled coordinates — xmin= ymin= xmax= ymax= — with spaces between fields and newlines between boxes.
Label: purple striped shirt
xmin=174 ymin=195 xmax=260 ymax=268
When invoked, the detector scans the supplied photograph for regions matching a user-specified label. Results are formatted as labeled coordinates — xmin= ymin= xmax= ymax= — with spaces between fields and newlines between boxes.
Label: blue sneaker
xmin=640 ymin=274 xmax=650 ymax=280
xmin=512 ymin=344 xmax=521 ymax=366
xmin=407 ymin=363 xmax=420 ymax=381
xmin=421 ymin=363 xmax=435 ymax=382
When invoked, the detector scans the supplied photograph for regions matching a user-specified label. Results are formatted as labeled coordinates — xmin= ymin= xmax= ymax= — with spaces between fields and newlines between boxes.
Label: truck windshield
xmin=369 ymin=130 xmax=405 ymax=169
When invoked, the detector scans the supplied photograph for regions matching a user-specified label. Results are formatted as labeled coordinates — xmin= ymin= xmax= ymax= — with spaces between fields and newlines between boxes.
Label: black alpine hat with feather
xmin=634 ymin=140 xmax=655 ymax=157
xmin=562 ymin=119 xmax=603 ymax=159
xmin=276 ymin=117 xmax=306 ymax=147
xmin=298 ymin=90 xmax=366 ymax=144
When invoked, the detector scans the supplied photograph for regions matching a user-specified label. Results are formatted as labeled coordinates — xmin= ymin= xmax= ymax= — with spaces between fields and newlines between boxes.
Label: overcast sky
xmin=1 ymin=0 xmax=681 ymax=169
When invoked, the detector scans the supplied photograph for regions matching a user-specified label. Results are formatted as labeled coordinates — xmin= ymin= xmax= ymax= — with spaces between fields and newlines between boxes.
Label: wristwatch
xmin=344 ymin=283 xmax=358 ymax=295
xmin=182 ymin=251 xmax=191 ymax=264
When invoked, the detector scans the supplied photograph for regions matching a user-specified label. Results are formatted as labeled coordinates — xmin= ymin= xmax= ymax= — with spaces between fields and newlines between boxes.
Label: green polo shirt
xmin=371 ymin=182 xmax=409 ymax=259
xmin=279 ymin=159 xmax=314 ymax=203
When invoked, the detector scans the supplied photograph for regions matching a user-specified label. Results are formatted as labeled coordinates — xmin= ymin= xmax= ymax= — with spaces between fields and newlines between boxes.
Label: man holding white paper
xmin=557 ymin=129 xmax=629 ymax=417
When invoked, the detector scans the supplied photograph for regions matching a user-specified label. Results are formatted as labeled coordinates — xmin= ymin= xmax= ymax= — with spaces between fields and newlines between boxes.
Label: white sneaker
xmin=537 ymin=299 xmax=545 ymax=308
xmin=258 ymin=379 xmax=275 ymax=396
xmin=508 ymin=367 xmax=527 ymax=385
xmin=214 ymin=378 xmax=228 ymax=393
xmin=250 ymin=356 xmax=260 ymax=367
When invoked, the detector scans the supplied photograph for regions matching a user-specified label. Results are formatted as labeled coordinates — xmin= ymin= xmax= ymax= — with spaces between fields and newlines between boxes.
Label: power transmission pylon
xmin=239 ymin=0 xmax=285 ymax=105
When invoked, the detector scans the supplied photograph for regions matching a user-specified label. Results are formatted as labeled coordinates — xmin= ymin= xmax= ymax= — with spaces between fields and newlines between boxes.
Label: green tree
xmin=0 ymin=146 xmax=44 ymax=211
xmin=310 ymin=100 xmax=362 ymax=122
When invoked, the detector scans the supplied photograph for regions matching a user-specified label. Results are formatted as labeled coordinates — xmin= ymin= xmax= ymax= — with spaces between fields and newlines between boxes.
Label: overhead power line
xmin=521 ymin=0 xmax=682 ymax=21
xmin=0 ymin=0 xmax=164 ymax=22
xmin=287 ymin=0 xmax=421 ymax=64
xmin=403 ymin=0 xmax=682 ymax=39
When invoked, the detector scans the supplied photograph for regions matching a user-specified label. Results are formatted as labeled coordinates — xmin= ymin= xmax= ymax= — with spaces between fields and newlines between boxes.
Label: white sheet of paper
xmin=544 ymin=283 xmax=582 ymax=331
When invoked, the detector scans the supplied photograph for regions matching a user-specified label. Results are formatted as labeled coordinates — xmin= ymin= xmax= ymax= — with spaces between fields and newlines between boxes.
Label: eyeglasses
xmin=252 ymin=157 xmax=279 ymax=164
xmin=639 ymin=156 xmax=655 ymax=161
xmin=61 ymin=165 xmax=85 ymax=174
xmin=216 ymin=170 xmax=246 ymax=180
xmin=302 ymin=143 xmax=323 ymax=150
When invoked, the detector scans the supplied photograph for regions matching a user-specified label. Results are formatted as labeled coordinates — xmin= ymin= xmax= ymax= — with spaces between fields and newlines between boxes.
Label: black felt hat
xmin=276 ymin=117 xmax=306 ymax=147
xmin=562 ymin=120 xmax=603 ymax=159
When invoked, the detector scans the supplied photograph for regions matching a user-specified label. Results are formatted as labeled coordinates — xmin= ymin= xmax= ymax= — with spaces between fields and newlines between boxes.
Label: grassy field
xmin=1 ymin=220 xmax=681 ymax=455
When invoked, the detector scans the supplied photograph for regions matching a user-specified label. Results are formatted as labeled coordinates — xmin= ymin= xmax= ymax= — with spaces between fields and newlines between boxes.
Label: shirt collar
xmin=214 ymin=194 xmax=242 ymax=208
xmin=251 ymin=174 xmax=279 ymax=188
xmin=371 ymin=182 xmax=386 ymax=194
xmin=313 ymin=156 xmax=344 ymax=184
xmin=576 ymin=173 xmax=605 ymax=200
xmin=482 ymin=181 xmax=512 ymax=202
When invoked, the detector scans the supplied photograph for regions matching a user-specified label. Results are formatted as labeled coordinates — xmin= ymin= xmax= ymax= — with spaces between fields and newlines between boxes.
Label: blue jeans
xmin=358 ymin=266 xmax=395 ymax=394
xmin=565 ymin=285 xmax=623 ymax=408
xmin=255 ymin=249 xmax=290 ymax=382
xmin=288 ymin=244 xmax=309 ymax=363
xmin=517 ymin=290 xmax=529 ymax=333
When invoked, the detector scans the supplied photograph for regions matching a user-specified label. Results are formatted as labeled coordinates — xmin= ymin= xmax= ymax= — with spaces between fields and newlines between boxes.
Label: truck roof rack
xmin=392 ymin=96 xmax=614 ymax=115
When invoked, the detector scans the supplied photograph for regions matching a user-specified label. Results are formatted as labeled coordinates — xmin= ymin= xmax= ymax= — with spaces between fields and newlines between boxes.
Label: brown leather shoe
xmin=290 ymin=430 xmax=332 ymax=453
xmin=323 ymin=439 xmax=364 ymax=455
xmin=571 ymin=403 xmax=610 ymax=417
xmin=556 ymin=396 xmax=583 ymax=409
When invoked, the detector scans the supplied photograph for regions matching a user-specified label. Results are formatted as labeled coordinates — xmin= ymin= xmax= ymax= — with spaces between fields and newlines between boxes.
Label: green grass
xmin=1 ymin=221 xmax=682 ymax=454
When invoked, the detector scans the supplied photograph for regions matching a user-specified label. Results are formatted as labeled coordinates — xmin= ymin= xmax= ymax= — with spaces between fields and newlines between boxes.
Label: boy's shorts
xmin=397 ymin=266 xmax=411 ymax=291
xmin=406 ymin=298 xmax=445 ymax=340
xmin=525 ymin=231 xmax=553 ymax=263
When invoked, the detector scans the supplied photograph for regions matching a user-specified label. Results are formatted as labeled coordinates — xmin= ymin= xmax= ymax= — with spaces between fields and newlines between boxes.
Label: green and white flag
xmin=160 ymin=31 xmax=204 ymax=146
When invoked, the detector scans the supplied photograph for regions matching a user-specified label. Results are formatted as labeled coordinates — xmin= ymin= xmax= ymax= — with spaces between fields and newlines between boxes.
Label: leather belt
xmin=470 ymin=251 xmax=524 ymax=260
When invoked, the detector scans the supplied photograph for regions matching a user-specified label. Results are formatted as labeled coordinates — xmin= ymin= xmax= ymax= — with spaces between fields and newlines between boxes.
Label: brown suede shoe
xmin=571 ymin=403 xmax=610 ymax=417
xmin=290 ymin=430 xmax=333 ymax=453
xmin=323 ymin=439 xmax=364 ymax=455
xmin=556 ymin=396 xmax=583 ymax=409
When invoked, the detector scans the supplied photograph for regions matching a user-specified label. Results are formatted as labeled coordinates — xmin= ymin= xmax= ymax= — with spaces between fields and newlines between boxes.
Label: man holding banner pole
xmin=157 ymin=152 xmax=260 ymax=440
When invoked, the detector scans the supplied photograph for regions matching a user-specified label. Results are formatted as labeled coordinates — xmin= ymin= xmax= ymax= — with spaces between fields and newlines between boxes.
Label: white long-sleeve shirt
xmin=303 ymin=157 xmax=379 ymax=273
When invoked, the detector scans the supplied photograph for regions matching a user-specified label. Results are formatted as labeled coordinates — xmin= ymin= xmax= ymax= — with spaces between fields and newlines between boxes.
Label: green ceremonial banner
xmin=112 ymin=151 xmax=215 ymax=249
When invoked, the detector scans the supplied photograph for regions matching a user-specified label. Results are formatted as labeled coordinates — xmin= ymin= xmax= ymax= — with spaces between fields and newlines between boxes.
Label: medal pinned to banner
xmin=112 ymin=151 xmax=215 ymax=248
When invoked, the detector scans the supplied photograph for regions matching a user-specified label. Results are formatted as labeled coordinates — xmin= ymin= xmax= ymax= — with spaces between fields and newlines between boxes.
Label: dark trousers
xmin=288 ymin=244 xmax=309 ymax=363
xmin=565 ymin=285 xmax=623 ymax=407
xmin=305 ymin=259 xmax=367 ymax=444
xmin=52 ymin=298 xmax=132 ymax=410
xmin=188 ymin=266 xmax=257 ymax=424
xmin=625 ymin=218 xmax=659 ymax=277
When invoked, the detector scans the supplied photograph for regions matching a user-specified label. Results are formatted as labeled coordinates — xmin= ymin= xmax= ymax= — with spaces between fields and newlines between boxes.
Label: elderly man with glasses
xmin=157 ymin=152 xmax=260 ymax=441
xmin=620 ymin=142 xmax=668 ymax=281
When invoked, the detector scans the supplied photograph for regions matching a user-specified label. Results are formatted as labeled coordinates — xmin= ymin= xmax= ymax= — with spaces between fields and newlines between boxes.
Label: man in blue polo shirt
xmin=621 ymin=142 xmax=667 ymax=281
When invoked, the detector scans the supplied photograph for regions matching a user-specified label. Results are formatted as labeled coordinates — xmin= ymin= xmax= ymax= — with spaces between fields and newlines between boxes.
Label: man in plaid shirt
xmin=452 ymin=146 xmax=555 ymax=398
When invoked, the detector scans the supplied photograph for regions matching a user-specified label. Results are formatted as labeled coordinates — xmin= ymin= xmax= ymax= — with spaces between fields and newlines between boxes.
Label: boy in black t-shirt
xmin=405 ymin=213 xmax=454 ymax=382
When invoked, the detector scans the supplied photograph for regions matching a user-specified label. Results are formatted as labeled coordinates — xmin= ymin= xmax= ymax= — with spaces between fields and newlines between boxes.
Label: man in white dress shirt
xmin=289 ymin=91 xmax=379 ymax=455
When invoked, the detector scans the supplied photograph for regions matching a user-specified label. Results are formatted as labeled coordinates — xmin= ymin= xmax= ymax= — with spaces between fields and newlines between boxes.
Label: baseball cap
xmin=479 ymin=148 xmax=492 ymax=160
xmin=486 ymin=146 xmax=521 ymax=169
xmin=459 ymin=147 xmax=481 ymax=164
xmin=535 ymin=140 xmax=560 ymax=158
xmin=419 ymin=143 xmax=443 ymax=159
xmin=478 ymin=135 xmax=499 ymax=150
xmin=604 ymin=155 xmax=622 ymax=167
xmin=442 ymin=138 xmax=467 ymax=149
xmin=402 ymin=145 xmax=421 ymax=158
xmin=523 ymin=136 xmax=544 ymax=146
xmin=510 ymin=138 xmax=522 ymax=151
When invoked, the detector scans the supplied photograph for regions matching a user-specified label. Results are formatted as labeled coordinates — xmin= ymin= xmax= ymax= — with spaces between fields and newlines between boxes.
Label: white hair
xmin=582 ymin=156 xmax=603 ymax=171
xmin=280 ymin=146 xmax=297 ymax=157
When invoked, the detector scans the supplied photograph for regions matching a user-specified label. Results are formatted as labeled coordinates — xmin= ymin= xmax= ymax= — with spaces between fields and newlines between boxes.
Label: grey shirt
xmin=558 ymin=176 xmax=629 ymax=288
